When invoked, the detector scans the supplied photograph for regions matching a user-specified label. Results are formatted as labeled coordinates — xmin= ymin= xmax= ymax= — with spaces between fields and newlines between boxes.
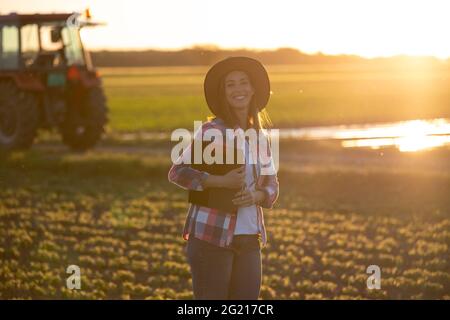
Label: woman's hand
xmin=220 ymin=166 xmax=246 ymax=189
xmin=202 ymin=166 xmax=245 ymax=189
xmin=232 ymin=190 xmax=265 ymax=207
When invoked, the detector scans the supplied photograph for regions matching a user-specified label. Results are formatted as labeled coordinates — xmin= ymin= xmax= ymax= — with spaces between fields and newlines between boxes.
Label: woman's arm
xmin=168 ymin=161 xmax=246 ymax=190
xmin=168 ymin=121 xmax=245 ymax=191
xmin=256 ymin=132 xmax=279 ymax=209
xmin=168 ymin=122 xmax=211 ymax=191
xmin=232 ymin=133 xmax=279 ymax=208
xmin=168 ymin=162 xmax=210 ymax=191
xmin=202 ymin=174 xmax=225 ymax=188
xmin=257 ymin=174 xmax=279 ymax=209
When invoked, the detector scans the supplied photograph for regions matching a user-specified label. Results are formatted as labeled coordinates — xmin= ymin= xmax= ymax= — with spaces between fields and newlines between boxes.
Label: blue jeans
xmin=185 ymin=234 xmax=262 ymax=300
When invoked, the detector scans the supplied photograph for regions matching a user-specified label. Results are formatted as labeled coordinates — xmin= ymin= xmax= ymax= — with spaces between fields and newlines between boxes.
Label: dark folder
xmin=188 ymin=138 xmax=244 ymax=213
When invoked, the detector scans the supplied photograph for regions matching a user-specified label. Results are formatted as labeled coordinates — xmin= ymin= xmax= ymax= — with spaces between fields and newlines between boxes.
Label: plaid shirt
xmin=168 ymin=118 xmax=279 ymax=248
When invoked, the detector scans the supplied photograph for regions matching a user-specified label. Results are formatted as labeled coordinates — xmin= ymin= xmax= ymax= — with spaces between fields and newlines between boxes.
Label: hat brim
xmin=204 ymin=57 xmax=270 ymax=117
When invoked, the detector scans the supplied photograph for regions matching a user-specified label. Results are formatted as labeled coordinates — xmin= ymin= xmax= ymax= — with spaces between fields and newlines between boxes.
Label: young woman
xmin=168 ymin=56 xmax=279 ymax=300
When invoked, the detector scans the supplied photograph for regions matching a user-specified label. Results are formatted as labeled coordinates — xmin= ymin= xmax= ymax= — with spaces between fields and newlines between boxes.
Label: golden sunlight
xmin=340 ymin=120 xmax=450 ymax=152
xmin=2 ymin=0 xmax=449 ymax=58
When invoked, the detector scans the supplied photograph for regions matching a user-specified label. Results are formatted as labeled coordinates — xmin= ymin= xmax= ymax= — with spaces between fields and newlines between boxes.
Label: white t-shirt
xmin=234 ymin=139 xmax=259 ymax=235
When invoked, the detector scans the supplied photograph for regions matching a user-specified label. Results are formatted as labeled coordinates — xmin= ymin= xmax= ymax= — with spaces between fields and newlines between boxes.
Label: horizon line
xmin=85 ymin=45 xmax=450 ymax=61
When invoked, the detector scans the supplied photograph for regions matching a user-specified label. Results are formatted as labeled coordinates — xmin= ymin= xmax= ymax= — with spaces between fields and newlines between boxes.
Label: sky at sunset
xmin=1 ymin=0 xmax=449 ymax=59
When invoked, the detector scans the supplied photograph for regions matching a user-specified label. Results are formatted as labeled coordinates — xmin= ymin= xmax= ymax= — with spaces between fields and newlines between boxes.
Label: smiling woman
xmin=168 ymin=56 xmax=279 ymax=300
xmin=225 ymin=71 xmax=254 ymax=111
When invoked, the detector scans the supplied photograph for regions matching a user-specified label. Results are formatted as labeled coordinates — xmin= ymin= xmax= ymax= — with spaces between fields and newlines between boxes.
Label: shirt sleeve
xmin=256 ymin=131 xmax=279 ymax=209
xmin=168 ymin=122 xmax=211 ymax=191
xmin=257 ymin=174 xmax=279 ymax=209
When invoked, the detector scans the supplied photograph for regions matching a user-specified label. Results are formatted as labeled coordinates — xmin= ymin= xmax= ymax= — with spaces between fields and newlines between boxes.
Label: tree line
xmin=90 ymin=47 xmax=445 ymax=67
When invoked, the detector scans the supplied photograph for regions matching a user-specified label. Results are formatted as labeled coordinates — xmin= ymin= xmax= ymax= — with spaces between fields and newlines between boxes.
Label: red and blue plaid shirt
xmin=168 ymin=118 xmax=279 ymax=248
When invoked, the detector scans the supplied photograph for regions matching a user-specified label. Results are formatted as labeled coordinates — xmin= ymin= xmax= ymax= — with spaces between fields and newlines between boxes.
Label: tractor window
xmin=39 ymin=25 xmax=66 ymax=68
xmin=40 ymin=25 xmax=63 ymax=51
xmin=0 ymin=25 xmax=19 ymax=69
xmin=61 ymin=26 xmax=85 ymax=66
xmin=21 ymin=24 xmax=40 ymax=68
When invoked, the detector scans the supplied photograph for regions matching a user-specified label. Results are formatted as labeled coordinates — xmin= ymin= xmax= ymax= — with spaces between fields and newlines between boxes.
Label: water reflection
xmin=111 ymin=118 xmax=450 ymax=153
xmin=280 ymin=118 xmax=450 ymax=152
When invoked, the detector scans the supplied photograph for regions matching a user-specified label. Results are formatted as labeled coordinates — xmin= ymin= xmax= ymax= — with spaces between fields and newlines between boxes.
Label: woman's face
xmin=224 ymin=70 xmax=255 ymax=112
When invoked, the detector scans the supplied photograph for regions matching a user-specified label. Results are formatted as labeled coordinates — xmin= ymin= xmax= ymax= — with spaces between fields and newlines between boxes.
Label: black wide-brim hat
xmin=204 ymin=56 xmax=271 ymax=116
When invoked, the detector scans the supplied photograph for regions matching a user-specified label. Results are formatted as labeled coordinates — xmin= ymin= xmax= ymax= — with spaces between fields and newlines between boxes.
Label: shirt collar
xmin=213 ymin=117 xmax=241 ymax=131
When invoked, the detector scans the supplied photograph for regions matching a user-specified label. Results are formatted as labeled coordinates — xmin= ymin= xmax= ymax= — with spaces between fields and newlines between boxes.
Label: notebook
xmin=188 ymin=137 xmax=244 ymax=213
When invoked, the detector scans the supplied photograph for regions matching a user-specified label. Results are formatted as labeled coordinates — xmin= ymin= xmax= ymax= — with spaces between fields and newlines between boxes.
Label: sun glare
xmin=340 ymin=119 xmax=450 ymax=152
xmin=5 ymin=0 xmax=447 ymax=58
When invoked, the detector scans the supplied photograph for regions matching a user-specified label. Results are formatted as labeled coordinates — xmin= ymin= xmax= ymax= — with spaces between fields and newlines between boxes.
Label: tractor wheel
xmin=60 ymin=86 xmax=108 ymax=151
xmin=0 ymin=80 xmax=39 ymax=151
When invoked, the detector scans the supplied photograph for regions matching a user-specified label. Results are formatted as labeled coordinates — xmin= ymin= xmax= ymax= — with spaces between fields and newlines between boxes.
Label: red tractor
xmin=0 ymin=12 xmax=108 ymax=151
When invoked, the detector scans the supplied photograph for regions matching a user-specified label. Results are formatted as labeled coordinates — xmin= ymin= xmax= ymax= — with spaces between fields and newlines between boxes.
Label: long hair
xmin=209 ymin=74 xmax=272 ymax=130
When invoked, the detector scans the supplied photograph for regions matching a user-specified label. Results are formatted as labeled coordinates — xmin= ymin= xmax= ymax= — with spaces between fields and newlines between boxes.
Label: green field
xmin=101 ymin=63 xmax=450 ymax=132
xmin=1 ymin=141 xmax=449 ymax=299
xmin=1 ymin=63 xmax=449 ymax=300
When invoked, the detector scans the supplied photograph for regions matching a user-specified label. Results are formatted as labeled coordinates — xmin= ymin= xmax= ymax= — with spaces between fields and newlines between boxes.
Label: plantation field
xmin=101 ymin=63 xmax=450 ymax=132
xmin=1 ymin=142 xmax=449 ymax=299
xmin=1 ymin=62 xmax=449 ymax=299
